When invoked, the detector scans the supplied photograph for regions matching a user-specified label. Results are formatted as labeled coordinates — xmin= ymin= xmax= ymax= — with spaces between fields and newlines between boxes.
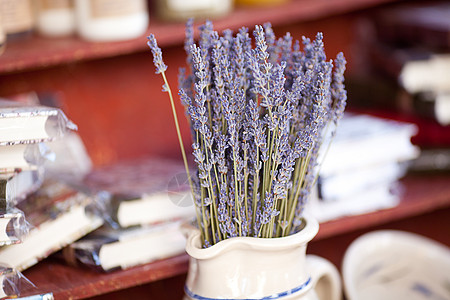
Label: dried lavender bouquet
xmin=148 ymin=20 xmax=347 ymax=247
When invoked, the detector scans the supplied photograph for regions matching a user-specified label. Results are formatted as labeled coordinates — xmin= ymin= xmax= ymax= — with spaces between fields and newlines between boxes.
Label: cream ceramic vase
xmin=183 ymin=214 xmax=341 ymax=300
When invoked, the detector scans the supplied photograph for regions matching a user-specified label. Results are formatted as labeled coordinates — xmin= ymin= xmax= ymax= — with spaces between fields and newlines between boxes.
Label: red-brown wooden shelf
xmin=21 ymin=254 xmax=189 ymax=299
xmin=0 ymin=0 xmax=399 ymax=75
xmin=19 ymin=173 xmax=450 ymax=299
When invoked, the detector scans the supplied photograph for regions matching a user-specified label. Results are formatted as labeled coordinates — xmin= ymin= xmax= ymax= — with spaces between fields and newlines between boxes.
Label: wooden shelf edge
xmin=0 ymin=0 xmax=400 ymax=74
xmin=21 ymin=254 xmax=189 ymax=299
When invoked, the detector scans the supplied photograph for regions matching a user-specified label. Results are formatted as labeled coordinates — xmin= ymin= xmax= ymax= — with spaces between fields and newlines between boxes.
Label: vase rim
xmin=185 ymin=213 xmax=319 ymax=259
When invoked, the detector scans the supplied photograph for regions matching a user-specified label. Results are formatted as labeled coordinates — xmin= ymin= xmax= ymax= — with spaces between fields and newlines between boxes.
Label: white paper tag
xmin=167 ymin=0 xmax=213 ymax=12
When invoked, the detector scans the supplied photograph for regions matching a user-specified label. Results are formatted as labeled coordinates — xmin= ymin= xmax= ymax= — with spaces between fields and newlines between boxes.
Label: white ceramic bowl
xmin=342 ymin=230 xmax=450 ymax=300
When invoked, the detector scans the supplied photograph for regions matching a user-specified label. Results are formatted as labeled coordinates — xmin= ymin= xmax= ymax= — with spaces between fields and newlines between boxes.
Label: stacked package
xmin=307 ymin=112 xmax=420 ymax=222
xmin=0 ymin=98 xmax=103 ymax=298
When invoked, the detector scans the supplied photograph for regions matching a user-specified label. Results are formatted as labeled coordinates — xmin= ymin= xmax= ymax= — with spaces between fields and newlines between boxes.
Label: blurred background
xmin=1 ymin=0 xmax=448 ymax=169
xmin=0 ymin=0 xmax=449 ymax=299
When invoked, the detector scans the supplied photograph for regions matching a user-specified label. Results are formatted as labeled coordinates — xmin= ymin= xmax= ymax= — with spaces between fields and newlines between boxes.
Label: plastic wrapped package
xmin=81 ymin=190 xmax=119 ymax=229
xmin=0 ymin=179 xmax=104 ymax=271
xmin=0 ymin=265 xmax=36 ymax=299
xmin=44 ymin=131 xmax=93 ymax=181
xmin=0 ymin=143 xmax=54 ymax=173
xmin=81 ymin=157 xmax=195 ymax=229
xmin=0 ymin=208 xmax=29 ymax=246
xmin=0 ymin=99 xmax=77 ymax=146
xmin=0 ymin=168 xmax=45 ymax=209
xmin=62 ymin=220 xmax=187 ymax=272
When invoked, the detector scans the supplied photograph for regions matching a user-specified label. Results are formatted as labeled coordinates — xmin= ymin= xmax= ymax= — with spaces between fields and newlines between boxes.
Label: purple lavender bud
xmin=203 ymin=240 xmax=211 ymax=248
xmin=240 ymin=209 xmax=249 ymax=236
xmin=235 ymin=155 xmax=245 ymax=182
xmin=203 ymin=197 xmax=212 ymax=206
xmin=183 ymin=19 xmax=196 ymax=80
xmin=233 ymin=33 xmax=246 ymax=88
xmin=199 ymin=20 xmax=214 ymax=50
xmin=191 ymin=44 xmax=207 ymax=82
xmin=178 ymin=67 xmax=193 ymax=99
xmin=313 ymin=32 xmax=326 ymax=62
xmin=253 ymin=25 xmax=269 ymax=62
xmin=261 ymin=191 xmax=275 ymax=225
xmin=332 ymin=52 xmax=347 ymax=124
xmin=263 ymin=23 xmax=276 ymax=61
xmin=247 ymin=50 xmax=271 ymax=106
xmin=192 ymin=143 xmax=204 ymax=164
xmin=238 ymin=27 xmax=252 ymax=55
xmin=178 ymin=87 xmax=191 ymax=108
xmin=147 ymin=34 xmax=167 ymax=74
xmin=292 ymin=39 xmax=301 ymax=62
xmin=184 ymin=18 xmax=195 ymax=56
xmin=254 ymin=207 xmax=262 ymax=236
xmin=275 ymin=32 xmax=293 ymax=66
xmin=227 ymin=181 xmax=235 ymax=207
xmin=222 ymin=29 xmax=234 ymax=50
xmin=270 ymin=61 xmax=287 ymax=107
xmin=260 ymin=145 xmax=269 ymax=162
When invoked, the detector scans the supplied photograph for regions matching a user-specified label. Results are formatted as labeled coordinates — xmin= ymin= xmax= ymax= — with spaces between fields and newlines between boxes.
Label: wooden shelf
xmin=21 ymin=254 xmax=189 ymax=299
xmin=19 ymin=173 xmax=450 ymax=299
xmin=0 ymin=0 xmax=399 ymax=74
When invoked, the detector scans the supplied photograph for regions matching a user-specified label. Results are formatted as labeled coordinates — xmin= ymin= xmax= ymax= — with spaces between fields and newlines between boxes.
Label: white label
xmin=90 ymin=0 xmax=145 ymax=18
xmin=0 ymin=0 xmax=34 ymax=33
xmin=39 ymin=0 xmax=73 ymax=9
xmin=167 ymin=0 xmax=214 ymax=12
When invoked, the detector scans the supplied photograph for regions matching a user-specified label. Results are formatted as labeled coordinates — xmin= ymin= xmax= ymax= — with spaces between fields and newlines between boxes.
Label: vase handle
xmin=306 ymin=254 xmax=342 ymax=300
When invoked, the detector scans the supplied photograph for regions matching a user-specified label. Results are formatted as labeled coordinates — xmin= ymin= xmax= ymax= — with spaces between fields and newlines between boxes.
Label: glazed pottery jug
xmin=183 ymin=214 xmax=341 ymax=300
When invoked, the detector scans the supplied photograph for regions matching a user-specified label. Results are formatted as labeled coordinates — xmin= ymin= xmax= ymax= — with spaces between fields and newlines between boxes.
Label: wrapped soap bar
xmin=0 ymin=179 xmax=104 ymax=271
xmin=0 ymin=168 xmax=45 ymax=209
xmin=0 ymin=99 xmax=77 ymax=146
xmin=0 ymin=265 xmax=36 ymax=299
xmin=0 ymin=143 xmax=52 ymax=173
xmin=0 ymin=208 xmax=29 ymax=246
xmin=63 ymin=220 xmax=186 ymax=272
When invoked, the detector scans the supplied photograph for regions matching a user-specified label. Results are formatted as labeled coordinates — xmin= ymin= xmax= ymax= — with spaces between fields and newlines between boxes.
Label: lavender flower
xmin=147 ymin=34 xmax=167 ymax=74
xmin=263 ymin=22 xmax=277 ymax=63
xmin=147 ymin=21 xmax=347 ymax=247
xmin=332 ymin=52 xmax=347 ymax=124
